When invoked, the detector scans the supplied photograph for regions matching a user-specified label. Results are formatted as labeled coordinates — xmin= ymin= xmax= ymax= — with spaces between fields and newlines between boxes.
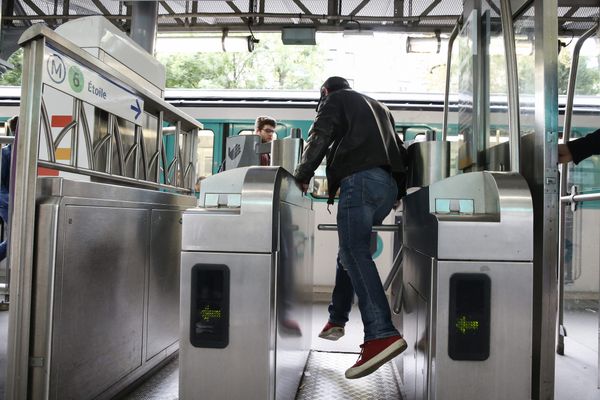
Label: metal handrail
xmin=317 ymin=223 xmax=400 ymax=232
xmin=560 ymin=191 xmax=600 ymax=205
xmin=442 ymin=19 xmax=460 ymax=141
xmin=500 ymin=0 xmax=521 ymax=173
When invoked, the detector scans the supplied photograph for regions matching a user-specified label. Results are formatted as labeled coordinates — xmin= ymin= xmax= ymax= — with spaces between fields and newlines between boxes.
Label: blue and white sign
xmin=43 ymin=45 xmax=145 ymax=124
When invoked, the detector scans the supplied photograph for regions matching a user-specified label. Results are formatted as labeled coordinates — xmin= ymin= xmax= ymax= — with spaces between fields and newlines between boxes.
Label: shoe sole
xmin=345 ymin=338 xmax=408 ymax=379
xmin=318 ymin=327 xmax=345 ymax=341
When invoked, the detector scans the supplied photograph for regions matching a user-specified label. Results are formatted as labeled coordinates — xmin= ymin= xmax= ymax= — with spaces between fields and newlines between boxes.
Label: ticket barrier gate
xmin=179 ymin=166 xmax=313 ymax=400
xmin=392 ymin=171 xmax=533 ymax=399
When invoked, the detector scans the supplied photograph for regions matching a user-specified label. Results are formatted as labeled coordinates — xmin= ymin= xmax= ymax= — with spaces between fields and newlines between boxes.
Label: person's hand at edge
xmin=558 ymin=143 xmax=573 ymax=164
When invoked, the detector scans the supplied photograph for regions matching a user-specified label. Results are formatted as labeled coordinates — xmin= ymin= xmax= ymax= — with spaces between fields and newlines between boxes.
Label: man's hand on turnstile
xmin=294 ymin=179 xmax=309 ymax=194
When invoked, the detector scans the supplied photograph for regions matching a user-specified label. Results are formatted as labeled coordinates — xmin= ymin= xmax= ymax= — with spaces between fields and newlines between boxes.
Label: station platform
xmin=117 ymin=300 xmax=600 ymax=400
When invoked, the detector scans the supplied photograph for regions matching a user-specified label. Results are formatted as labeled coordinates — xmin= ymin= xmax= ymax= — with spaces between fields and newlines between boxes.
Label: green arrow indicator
xmin=455 ymin=315 xmax=479 ymax=334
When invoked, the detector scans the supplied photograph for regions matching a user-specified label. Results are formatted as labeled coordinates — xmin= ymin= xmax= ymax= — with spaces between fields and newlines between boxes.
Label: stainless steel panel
xmin=407 ymin=141 xmax=450 ymax=189
xmin=147 ymin=210 xmax=183 ymax=361
xmin=28 ymin=199 xmax=60 ymax=400
xmin=184 ymin=167 xmax=310 ymax=253
xmin=179 ymin=252 xmax=275 ymax=400
xmin=528 ymin=1 xmax=560 ymax=398
xmin=404 ymin=172 xmax=533 ymax=262
xmin=50 ymin=205 xmax=147 ymax=400
xmin=270 ymin=138 xmax=303 ymax=176
xmin=433 ymin=261 xmax=532 ymax=400
xmin=400 ymin=247 xmax=434 ymax=400
xmin=276 ymin=202 xmax=312 ymax=400
xmin=27 ymin=179 xmax=195 ymax=400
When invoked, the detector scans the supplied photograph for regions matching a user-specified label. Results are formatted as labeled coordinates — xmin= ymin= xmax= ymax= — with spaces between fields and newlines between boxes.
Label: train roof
xmin=0 ymin=86 xmax=599 ymax=112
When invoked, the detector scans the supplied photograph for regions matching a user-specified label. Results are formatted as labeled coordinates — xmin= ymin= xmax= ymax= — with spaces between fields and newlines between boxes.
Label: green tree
xmin=158 ymin=33 xmax=324 ymax=89
xmin=0 ymin=48 xmax=23 ymax=86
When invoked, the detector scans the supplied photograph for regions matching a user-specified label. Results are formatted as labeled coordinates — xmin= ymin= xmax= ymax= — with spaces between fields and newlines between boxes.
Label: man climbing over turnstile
xmin=294 ymin=76 xmax=408 ymax=379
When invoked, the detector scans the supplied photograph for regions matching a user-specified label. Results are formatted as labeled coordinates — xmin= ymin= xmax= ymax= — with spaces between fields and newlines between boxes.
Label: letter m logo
xmin=46 ymin=54 xmax=66 ymax=84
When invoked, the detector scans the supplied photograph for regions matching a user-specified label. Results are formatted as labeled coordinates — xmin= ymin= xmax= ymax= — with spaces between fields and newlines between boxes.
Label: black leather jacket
xmin=567 ymin=128 xmax=600 ymax=164
xmin=294 ymin=88 xmax=407 ymax=204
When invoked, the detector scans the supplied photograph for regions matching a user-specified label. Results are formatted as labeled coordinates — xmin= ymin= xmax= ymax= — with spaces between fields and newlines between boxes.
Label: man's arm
xmin=293 ymin=96 xmax=341 ymax=186
xmin=564 ymin=128 xmax=600 ymax=164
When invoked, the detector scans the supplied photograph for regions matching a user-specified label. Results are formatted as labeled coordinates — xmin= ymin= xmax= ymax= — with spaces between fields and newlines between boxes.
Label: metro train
xmin=2 ymin=86 xmax=600 ymax=176
xmin=1 ymin=86 xmax=599 ymax=291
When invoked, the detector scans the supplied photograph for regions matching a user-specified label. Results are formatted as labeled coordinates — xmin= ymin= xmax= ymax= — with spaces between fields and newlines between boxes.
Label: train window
xmin=310 ymin=162 xmax=339 ymax=199
xmin=238 ymin=129 xmax=278 ymax=141
xmin=197 ymin=130 xmax=214 ymax=180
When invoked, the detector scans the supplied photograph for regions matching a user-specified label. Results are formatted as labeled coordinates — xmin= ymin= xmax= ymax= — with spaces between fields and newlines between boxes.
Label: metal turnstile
xmin=393 ymin=171 xmax=533 ymax=400
xmin=179 ymin=166 xmax=313 ymax=400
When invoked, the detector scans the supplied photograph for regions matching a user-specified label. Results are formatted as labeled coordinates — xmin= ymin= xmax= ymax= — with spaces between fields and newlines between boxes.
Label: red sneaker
xmin=345 ymin=335 xmax=407 ymax=379
xmin=318 ymin=322 xmax=345 ymax=341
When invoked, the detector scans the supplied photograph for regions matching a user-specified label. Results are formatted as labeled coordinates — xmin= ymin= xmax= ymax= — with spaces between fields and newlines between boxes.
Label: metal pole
xmin=557 ymin=22 xmax=600 ymax=357
xmin=70 ymin=99 xmax=81 ymax=167
xmin=130 ymin=1 xmax=158 ymax=54
xmin=157 ymin=112 xmax=164 ymax=183
xmin=562 ymin=23 xmax=599 ymax=146
xmin=499 ymin=0 xmax=521 ymax=174
xmin=529 ymin=0 xmax=559 ymax=398
xmin=6 ymin=36 xmax=45 ymax=400
xmin=175 ymin=121 xmax=181 ymax=186
xmin=561 ymin=192 xmax=600 ymax=204
xmin=442 ymin=21 xmax=460 ymax=141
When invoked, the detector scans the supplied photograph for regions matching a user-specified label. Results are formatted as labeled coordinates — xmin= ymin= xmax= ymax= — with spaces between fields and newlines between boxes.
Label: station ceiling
xmin=1 ymin=0 xmax=599 ymax=35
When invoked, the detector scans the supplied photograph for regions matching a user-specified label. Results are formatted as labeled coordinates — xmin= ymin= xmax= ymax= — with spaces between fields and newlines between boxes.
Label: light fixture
xmin=222 ymin=29 xmax=258 ymax=52
xmin=156 ymin=31 xmax=257 ymax=54
xmin=281 ymin=27 xmax=316 ymax=45
xmin=342 ymin=29 xmax=374 ymax=37
xmin=406 ymin=32 xmax=444 ymax=54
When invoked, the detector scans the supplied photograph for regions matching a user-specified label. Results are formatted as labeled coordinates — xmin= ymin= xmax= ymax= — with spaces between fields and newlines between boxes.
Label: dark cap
xmin=321 ymin=76 xmax=351 ymax=92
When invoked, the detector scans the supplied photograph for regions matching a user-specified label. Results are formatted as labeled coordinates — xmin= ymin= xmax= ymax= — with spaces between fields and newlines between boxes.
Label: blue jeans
xmin=328 ymin=167 xmax=399 ymax=341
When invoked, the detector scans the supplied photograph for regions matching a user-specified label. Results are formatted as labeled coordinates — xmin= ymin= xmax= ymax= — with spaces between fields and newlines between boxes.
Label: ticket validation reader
xmin=394 ymin=171 xmax=533 ymax=399
xmin=180 ymin=167 xmax=313 ymax=400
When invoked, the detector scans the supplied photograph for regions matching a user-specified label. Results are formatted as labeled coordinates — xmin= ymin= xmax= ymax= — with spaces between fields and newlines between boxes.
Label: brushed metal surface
xmin=147 ymin=210 xmax=183 ymax=361
xmin=180 ymin=166 xmax=312 ymax=400
xmin=183 ymin=166 xmax=310 ymax=253
xmin=27 ymin=179 xmax=195 ymax=400
xmin=179 ymin=252 xmax=275 ymax=400
xmin=51 ymin=205 xmax=147 ymax=400
xmin=433 ymin=260 xmax=532 ymax=400
xmin=270 ymin=138 xmax=303 ymax=176
xmin=406 ymin=141 xmax=450 ymax=189
xmin=404 ymin=171 xmax=533 ymax=262
xmin=529 ymin=2 xmax=560 ymax=398
xmin=399 ymin=171 xmax=533 ymax=399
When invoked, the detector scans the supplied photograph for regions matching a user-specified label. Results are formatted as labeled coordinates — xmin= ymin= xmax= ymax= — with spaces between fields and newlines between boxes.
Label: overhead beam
xmin=557 ymin=0 xmax=599 ymax=5
xmin=420 ymin=0 xmax=441 ymax=17
xmin=226 ymin=1 xmax=249 ymax=25
xmin=328 ymin=0 xmax=340 ymax=26
xmin=160 ymin=1 xmax=185 ymax=26
xmin=484 ymin=0 xmax=501 ymax=16
xmin=292 ymin=0 xmax=321 ymax=25
xmin=90 ymin=0 xmax=111 ymax=17
xmin=21 ymin=0 xmax=45 ymax=17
